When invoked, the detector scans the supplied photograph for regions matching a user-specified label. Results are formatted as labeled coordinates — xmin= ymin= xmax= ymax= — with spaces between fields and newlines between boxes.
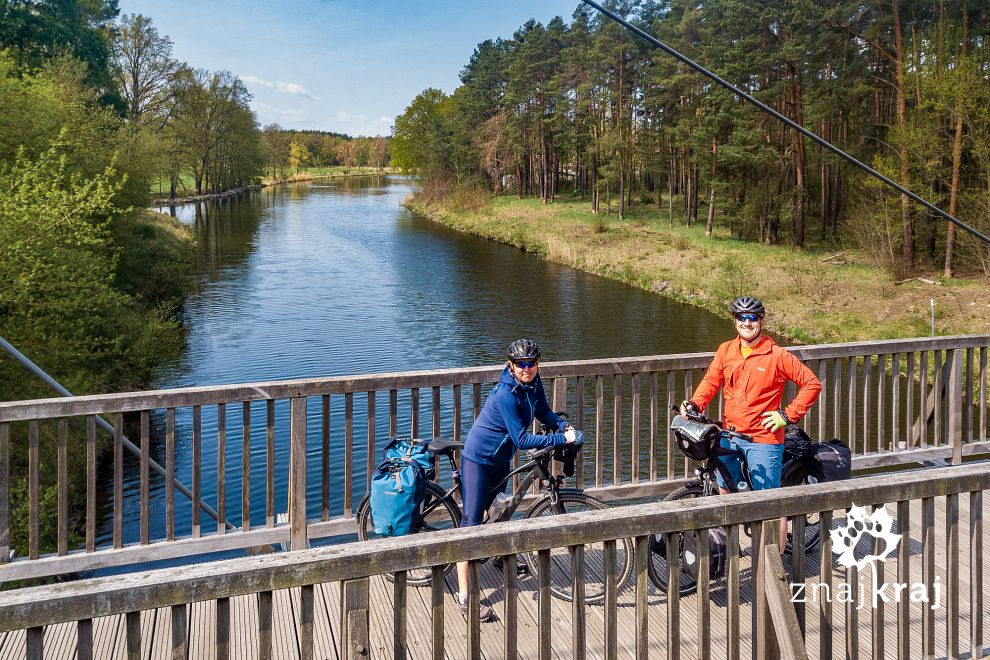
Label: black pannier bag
xmin=652 ymin=527 xmax=727 ymax=581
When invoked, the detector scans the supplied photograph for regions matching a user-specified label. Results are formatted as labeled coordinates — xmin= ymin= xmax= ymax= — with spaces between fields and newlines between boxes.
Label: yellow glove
xmin=761 ymin=410 xmax=790 ymax=432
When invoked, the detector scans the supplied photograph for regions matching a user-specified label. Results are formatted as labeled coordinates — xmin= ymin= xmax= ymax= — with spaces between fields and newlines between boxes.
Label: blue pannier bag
xmin=369 ymin=437 xmax=434 ymax=536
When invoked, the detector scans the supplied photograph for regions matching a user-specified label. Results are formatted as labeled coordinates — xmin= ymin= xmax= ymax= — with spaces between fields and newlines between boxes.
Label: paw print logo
xmin=830 ymin=503 xmax=901 ymax=570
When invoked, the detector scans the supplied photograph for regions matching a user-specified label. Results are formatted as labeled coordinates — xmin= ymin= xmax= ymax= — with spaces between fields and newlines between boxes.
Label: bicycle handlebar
xmin=668 ymin=405 xmax=754 ymax=443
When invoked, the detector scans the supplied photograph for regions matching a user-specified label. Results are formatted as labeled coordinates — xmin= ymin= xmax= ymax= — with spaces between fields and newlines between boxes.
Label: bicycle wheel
xmin=780 ymin=460 xmax=821 ymax=553
xmin=355 ymin=481 xmax=461 ymax=586
xmin=523 ymin=491 xmax=633 ymax=604
xmin=647 ymin=485 xmax=709 ymax=597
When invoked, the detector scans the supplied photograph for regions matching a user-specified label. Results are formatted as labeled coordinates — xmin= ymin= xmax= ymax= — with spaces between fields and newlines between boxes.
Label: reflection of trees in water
xmin=190 ymin=194 xmax=264 ymax=280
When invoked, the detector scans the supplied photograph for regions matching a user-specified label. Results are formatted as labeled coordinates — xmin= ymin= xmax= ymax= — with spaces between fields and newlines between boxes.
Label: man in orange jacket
xmin=681 ymin=296 xmax=822 ymax=549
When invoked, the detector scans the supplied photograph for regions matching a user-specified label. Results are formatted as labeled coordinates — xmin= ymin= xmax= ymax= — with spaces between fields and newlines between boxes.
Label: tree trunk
xmin=944 ymin=1 xmax=967 ymax=278
xmin=893 ymin=0 xmax=914 ymax=266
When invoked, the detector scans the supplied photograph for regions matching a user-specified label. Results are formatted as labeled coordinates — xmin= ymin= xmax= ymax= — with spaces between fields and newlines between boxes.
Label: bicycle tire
xmin=355 ymin=480 xmax=461 ymax=586
xmin=522 ymin=491 xmax=633 ymax=604
xmin=780 ymin=459 xmax=822 ymax=553
xmin=647 ymin=485 xmax=708 ymax=597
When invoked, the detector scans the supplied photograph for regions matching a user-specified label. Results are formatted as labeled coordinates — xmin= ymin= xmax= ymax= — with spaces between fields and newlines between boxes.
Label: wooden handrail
xmin=0 ymin=334 xmax=985 ymax=421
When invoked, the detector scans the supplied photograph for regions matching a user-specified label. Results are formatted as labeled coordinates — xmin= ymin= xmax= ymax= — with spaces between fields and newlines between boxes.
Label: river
xmin=96 ymin=175 xmax=734 ymax=556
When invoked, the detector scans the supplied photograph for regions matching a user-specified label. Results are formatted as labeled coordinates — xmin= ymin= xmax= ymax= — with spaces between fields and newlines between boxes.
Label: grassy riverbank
xmin=408 ymin=192 xmax=990 ymax=343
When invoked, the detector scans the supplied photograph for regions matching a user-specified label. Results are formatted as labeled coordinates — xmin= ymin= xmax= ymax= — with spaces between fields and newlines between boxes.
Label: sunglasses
xmin=734 ymin=313 xmax=761 ymax=323
xmin=513 ymin=360 xmax=538 ymax=369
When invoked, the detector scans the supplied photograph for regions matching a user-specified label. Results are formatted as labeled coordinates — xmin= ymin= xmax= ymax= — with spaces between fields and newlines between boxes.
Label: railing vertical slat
xmin=819 ymin=511 xmax=833 ymax=659
xmin=649 ymin=372 xmax=658 ymax=482
xmin=126 ymin=610 xmax=140 ymax=660
xmin=906 ymin=352 xmax=916 ymax=449
xmin=453 ymin=384 xmax=462 ymax=442
xmin=922 ymin=496 xmax=935 ymax=659
xmin=468 ymin=559 xmax=482 ymax=659
xmin=604 ymin=539 xmax=617 ymax=660
xmin=920 ymin=350 xmax=930 ymax=447
xmin=847 ymin=358 xmax=857 ymax=456
xmin=949 ymin=349 xmax=964 ymax=465
xmin=289 ymin=396 xmax=308 ymax=549
xmin=113 ymin=414 xmax=123 ymax=549
xmin=367 ymin=392 xmax=377 ymax=491
xmin=432 ymin=386 xmax=440 ymax=440
xmin=472 ymin=383 xmax=481 ymax=421
xmin=877 ymin=354 xmax=887 ymax=453
xmin=242 ymin=401 xmax=251 ymax=531
xmin=665 ymin=531 xmax=681 ymax=660
xmin=390 ymin=389 xmax=399 ymax=436
xmin=896 ymin=500 xmax=910 ymax=659
xmin=832 ymin=359 xmax=841 ymax=440
xmin=410 ymin=387 xmax=420 ymax=437
xmin=634 ymin=535 xmax=649 ymax=659
xmin=300 ymin=584 xmax=314 ymax=660
xmin=166 ymin=407 xmax=175 ymax=541
xmin=266 ymin=399 xmax=275 ymax=528
xmin=683 ymin=371 xmax=693 ymax=477
xmin=77 ymin=619 xmax=93 ymax=660
xmin=57 ymin=417 xmax=67 ymax=556
xmin=631 ymin=373 xmax=640 ymax=484
xmin=947 ymin=493 xmax=960 ymax=658
xmin=791 ymin=515 xmax=805 ymax=634
xmin=216 ymin=596 xmax=230 ymax=660
xmin=970 ymin=490 xmax=983 ymax=658
xmin=258 ymin=590 xmax=273 ymax=660
xmin=979 ymin=347 xmax=987 ymax=443
xmin=934 ymin=350 xmax=944 ymax=446
xmin=503 ymin=553 xmax=518 ymax=660
xmin=0 ymin=422 xmax=7 ymax=563
xmin=192 ymin=405 xmax=202 ymax=538
xmin=612 ymin=374 xmax=622 ymax=486
xmin=217 ymin=403 xmax=226 ymax=535
xmin=595 ymin=376 xmax=604 ymax=488
xmin=344 ymin=392 xmax=353 ymax=517
xmin=817 ymin=361 xmax=827 ymax=440
xmin=695 ymin=528 xmax=711 ymax=658
xmin=26 ymin=627 xmax=42 ymax=660
xmin=571 ymin=544 xmax=586 ymax=660
xmin=727 ymin=523 xmax=740 ymax=660
xmin=871 ymin=505 xmax=884 ymax=658
xmin=666 ymin=371 xmax=675 ymax=481
xmin=171 ymin=603 xmax=187 ymax=660
xmin=863 ymin=354 xmax=873 ymax=454
xmin=393 ymin=571 xmax=407 ymax=660
xmin=322 ymin=394 xmax=330 ymax=522
xmin=86 ymin=416 xmax=96 ymax=551
xmin=538 ymin=550 xmax=551 ymax=660
xmin=431 ymin=565 xmax=445 ymax=660
xmin=576 ymin=376 xmax=585 ymax=488
xmin=965 ymin=347 xmax=973 ymax=442
xmin=844 ymin=511 xmax=858 ymax=660
xmin=29 ymin=421 xmax=39 ymax=558
xmin=891 ymin=353 xmax=900 ymax=452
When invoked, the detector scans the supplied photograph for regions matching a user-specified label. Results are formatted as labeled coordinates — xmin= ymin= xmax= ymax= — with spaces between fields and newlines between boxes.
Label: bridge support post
xmin=341 ymin=577 xmax=370 ymax=659
xmin=289 ymin=397 xmax=308 ymax=550
xmin=949 ymin=349 xmax=964 ymax=465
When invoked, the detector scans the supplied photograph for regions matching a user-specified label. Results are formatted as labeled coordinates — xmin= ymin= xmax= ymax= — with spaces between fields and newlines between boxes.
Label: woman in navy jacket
xmin=455 ymin=339 xmax=577 ymax=621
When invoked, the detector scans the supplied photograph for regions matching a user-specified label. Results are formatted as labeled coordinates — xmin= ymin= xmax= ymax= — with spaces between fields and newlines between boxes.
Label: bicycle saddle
xmin=426 ymin=437 xmax=463 ymax=454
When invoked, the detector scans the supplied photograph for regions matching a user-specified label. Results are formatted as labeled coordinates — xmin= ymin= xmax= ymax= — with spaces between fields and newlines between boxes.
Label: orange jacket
xmin=690 ymin=335 xmax=821 ymax=444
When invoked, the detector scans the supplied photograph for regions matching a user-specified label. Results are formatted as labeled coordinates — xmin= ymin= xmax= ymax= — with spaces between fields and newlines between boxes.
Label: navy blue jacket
xmin=462 ymin=366 xmax=569 ymax=466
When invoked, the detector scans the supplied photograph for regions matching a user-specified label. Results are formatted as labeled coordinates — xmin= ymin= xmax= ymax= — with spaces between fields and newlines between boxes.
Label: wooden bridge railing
xmin=0 ymin=462 xmax=987 ymax=659
xmin=0 ymin=334 xmax=986 ymax=582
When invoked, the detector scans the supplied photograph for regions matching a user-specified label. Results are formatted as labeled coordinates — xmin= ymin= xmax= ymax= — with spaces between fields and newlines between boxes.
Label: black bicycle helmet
xmin=729 ymin=296 xmax=766 ymax=318
xmin=507 ymin=338 xmax=541 ymax=362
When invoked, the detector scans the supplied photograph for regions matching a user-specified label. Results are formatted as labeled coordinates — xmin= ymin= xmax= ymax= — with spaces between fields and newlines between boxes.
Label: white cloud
xmin=241 ymin=75 xmax=318 ymax=100
xmin=253 ymin=102 xmax=311 ymax=126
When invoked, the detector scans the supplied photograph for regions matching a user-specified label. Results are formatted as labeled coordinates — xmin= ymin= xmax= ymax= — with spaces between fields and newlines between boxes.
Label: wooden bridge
xmin=0 ymin=334 xmax=987 ymax=658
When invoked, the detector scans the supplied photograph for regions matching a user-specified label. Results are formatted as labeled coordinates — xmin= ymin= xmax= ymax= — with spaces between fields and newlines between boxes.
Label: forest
xmin=392 ymin=0 xmax=990 ymax=278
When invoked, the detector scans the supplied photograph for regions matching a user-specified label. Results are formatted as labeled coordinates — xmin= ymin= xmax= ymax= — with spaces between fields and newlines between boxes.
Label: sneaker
xmin=492 ymin=555 xmax=529 ymax=576
xmin=457 ymin=594 xmax=495 ymax=623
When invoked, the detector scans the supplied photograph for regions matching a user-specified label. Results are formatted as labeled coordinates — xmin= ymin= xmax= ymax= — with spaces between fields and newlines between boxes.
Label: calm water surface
xmin=96 ymin=176 xmax=735 ymax=563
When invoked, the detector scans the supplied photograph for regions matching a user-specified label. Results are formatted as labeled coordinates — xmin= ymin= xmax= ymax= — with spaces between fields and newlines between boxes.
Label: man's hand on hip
xmin=761 ymin=410 xmax=790 ymax=432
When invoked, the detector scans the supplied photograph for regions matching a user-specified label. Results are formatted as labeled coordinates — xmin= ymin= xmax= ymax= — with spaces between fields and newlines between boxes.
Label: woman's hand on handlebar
xmin=564 ymin=427 xmax=578 ymax=444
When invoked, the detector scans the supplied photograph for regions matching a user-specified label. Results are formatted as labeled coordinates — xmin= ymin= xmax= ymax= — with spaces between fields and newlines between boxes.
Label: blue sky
xmin=117 ymin=0 xmax=581 ymax=137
